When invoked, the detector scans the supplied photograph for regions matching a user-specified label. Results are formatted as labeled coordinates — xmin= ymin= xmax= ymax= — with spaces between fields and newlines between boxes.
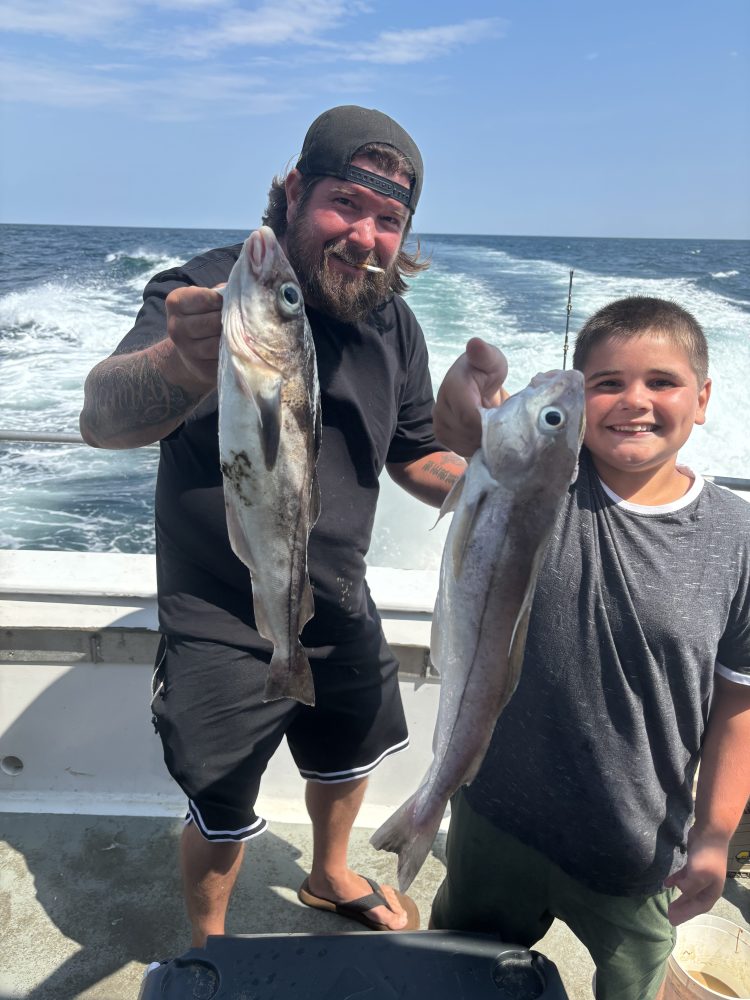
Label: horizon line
xmin=1 ymin=221 xmax=748 ymax=242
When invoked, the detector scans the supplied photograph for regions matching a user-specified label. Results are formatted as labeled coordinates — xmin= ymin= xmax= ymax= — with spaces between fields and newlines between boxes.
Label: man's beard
xmin=285 ymin=212 xmax=397 ymax=324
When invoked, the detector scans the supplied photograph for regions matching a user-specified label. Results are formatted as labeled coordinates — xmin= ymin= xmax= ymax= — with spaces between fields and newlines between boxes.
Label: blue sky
xmin=1 ymin=0 xmax=748 ymax=238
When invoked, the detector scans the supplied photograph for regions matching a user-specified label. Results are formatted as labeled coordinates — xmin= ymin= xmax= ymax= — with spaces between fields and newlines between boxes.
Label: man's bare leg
xmin=304 ymin=777 xmax=408 ymax=930
xmin=180 ymin=821 xmax=245 ymax=947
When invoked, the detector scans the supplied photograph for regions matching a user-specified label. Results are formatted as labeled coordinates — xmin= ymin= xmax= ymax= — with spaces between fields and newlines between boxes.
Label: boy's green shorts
xmin=430 ymin=790 xmax=676 ymax=1000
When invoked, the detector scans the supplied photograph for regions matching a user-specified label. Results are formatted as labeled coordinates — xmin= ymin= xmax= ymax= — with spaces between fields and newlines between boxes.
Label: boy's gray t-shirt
xmin=465 ymin=449 xmax=750 ymax=896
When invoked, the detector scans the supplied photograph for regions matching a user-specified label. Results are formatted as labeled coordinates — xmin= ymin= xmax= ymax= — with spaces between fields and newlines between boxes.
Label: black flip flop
xmin=298 ymin=874 xmax=420 ymax=931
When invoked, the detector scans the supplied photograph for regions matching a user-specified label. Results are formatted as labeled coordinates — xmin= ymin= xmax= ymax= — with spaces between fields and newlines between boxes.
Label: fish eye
xmin=278 ymin=281 xmax=302 ymax=316
xmin=539 ymin=406 xmax=566 ymax=433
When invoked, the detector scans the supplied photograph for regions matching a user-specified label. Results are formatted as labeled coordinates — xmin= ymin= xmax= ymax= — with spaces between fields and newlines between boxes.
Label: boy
xmin=429 ymin=297 xmax=750 ymax=1000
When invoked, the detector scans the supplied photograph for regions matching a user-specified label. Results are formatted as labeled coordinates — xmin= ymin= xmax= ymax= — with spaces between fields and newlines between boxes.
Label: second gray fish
xmin=218 ymin=226 xmax=321 ymax=706
xmin=370 ymin=369 xmax=585 ymax=890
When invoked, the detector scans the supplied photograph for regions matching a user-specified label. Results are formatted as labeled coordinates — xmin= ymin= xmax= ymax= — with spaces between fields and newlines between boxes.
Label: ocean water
xmin=0 ymin=223 xmax=748 ymax=569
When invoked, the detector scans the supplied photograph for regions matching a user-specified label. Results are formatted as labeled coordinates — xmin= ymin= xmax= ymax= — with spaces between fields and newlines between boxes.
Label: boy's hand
xmin=433 ymin=338 xmax=509 ymax=457
xmin=664 ymin=834 xmax=729 ymax=925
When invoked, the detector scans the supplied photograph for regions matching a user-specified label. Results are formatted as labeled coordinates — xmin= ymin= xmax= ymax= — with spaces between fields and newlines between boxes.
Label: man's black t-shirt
xmin=117 ymin=242 xmax=440 ymax=652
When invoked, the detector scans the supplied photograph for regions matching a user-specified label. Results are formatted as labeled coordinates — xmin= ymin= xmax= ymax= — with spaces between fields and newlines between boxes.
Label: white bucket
xmin=665 ymin=915 xmax=750 ymax=999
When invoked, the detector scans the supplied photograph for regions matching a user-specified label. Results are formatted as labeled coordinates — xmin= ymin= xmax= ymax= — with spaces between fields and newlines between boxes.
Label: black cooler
xmin=137 ymin=931 xmax=569 ymax=999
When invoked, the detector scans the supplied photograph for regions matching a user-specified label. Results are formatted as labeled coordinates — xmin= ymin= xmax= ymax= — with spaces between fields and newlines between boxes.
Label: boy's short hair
xmin=573 ymin=296 xmax=709 ymax=385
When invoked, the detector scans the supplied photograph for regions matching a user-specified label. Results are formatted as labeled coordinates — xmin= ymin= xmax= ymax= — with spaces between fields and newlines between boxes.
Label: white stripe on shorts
xmin=187 ymin=799 xmax=268 ymax=842
xmin=298 ymin=736 xmax=410 ymax=783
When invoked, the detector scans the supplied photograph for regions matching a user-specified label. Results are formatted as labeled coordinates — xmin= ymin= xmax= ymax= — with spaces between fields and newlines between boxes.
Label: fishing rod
xmin=562 ymin=269 xmax=574 ymax=370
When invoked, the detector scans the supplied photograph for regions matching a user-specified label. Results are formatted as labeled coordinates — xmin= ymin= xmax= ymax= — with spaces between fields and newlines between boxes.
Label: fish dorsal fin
xmin=231 ymin=355 xmax=283 ymax=470
xmin=313 ymin=397 xmax=322 ymax=460
xmin=507 ymin=592 xmax=533 ymax=680
xmin=252 ymin=585 xmax=273 ymax=642
xmin=300 ymin=575 xmax=315 ymax=628
xmin=310 ymin=471 xmax=321 ymax=526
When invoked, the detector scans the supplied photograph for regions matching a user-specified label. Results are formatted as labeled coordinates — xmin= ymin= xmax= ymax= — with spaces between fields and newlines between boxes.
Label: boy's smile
xmin=582 ymin=332 xmax=711 ymax=503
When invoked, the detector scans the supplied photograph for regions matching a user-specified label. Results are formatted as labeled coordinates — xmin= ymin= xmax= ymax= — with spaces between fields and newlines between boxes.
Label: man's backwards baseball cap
xmin=296 ymin=105 xmax=423 ymax=213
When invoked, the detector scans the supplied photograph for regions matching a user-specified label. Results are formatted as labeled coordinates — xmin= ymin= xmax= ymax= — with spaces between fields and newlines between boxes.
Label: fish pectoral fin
xmin=231 ymin=355 xmax=283 ymax=470
xmin=450 ymin=486 xmax=488 ymax=577
xmin=256 ymin=386 xmax=282 ymax=470
xmin=434 ymin=474 xmax=465 ymax=526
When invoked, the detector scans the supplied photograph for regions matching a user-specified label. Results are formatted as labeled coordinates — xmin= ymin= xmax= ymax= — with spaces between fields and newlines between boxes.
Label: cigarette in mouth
xmin=358 ymin=263 xmax=385 ymax=273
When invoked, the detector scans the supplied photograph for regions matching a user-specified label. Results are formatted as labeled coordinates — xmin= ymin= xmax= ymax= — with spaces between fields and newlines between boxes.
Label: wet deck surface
xmin=1 ymin=811 xmax=748 ymax=1000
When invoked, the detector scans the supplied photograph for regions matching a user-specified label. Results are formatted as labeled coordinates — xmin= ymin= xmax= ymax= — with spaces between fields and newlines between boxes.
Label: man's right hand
xmin=80 ymin=283 xmax=226 ymax=450
xmin=433 ymin=338 xmax=509 ymax=457
xmin=165 ymin=285 xmax=225 ymax=391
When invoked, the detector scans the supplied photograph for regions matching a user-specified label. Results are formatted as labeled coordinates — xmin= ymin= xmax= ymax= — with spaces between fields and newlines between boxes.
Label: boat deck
xmin=2 ymin=810 xmax=749 ymax=1000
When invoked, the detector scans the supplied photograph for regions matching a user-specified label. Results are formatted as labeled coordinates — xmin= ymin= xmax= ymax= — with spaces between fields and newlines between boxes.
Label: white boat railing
xmin=2 ymin=429 xmax=749 ymax=492
xmin=0 ymin=430 xmax=91 ymax=444
xmin=0 ymin=429 xmax=158 ymax=446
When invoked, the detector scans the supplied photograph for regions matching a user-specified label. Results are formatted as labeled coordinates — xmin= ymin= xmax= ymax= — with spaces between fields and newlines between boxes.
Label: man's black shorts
xmin=150 ymin=632 xmax=409 ymax=842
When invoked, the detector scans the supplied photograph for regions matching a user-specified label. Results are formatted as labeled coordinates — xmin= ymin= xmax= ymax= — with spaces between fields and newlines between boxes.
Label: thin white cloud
xmin=0 ymin=0 xmax=232 ymax=44
xmin=154 ymin=0 xmax=228 ymax=8
xmin=148 ymin=71 xmax=293 ymax=115
xmin=1 ymin=2 xmax=506 ymax=73
xmin=10 ymin=0 xmax=369 ymax=62
xmin=349 ymin=19 xmax=508 ymax=65
xmin=0 ymin=0 xmax=135 ymax=39
xmin=0 ymin=54 xmax=297 ymax=119
xmin=169 ymin=0 xmax=364 ymax=58
xmin=91 ymin=62 xmax=142 ymax=72
xmin=0 ymin=57 xmax=127 ymax=107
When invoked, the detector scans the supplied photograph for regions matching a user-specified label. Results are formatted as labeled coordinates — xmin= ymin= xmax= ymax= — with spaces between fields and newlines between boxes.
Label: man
xmin=80 ymin=106 xmax=465 ymax=946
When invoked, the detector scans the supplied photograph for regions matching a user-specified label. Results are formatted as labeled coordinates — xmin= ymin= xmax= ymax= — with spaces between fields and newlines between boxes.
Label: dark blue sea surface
xmin=1 ymin=224 xmax=748 ymax=567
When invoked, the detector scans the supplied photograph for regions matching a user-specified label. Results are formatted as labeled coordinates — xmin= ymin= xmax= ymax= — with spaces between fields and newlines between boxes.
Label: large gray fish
xmin=371 ymin=369 xmax=585 ymax=890
xmin=218 ymin=226 xmax=321 ymax=706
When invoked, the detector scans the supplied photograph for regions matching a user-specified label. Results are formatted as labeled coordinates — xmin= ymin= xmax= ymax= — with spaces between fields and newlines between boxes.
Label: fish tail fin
xmin=370 ymin=792 xmax=444 ymax=893
xmin=263 ymin=642 xmax=315 ymax=707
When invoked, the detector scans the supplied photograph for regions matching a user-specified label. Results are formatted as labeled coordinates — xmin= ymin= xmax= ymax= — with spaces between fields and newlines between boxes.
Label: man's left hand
xmin=433 ymin=338 xmax=508 ymax=457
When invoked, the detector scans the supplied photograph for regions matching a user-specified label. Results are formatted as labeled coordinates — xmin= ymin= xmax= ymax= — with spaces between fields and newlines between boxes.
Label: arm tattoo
xmin=87 ymin=352 xmax=203 ymax=438
xmin=421 ymin=454 xmax=464 ymax=490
